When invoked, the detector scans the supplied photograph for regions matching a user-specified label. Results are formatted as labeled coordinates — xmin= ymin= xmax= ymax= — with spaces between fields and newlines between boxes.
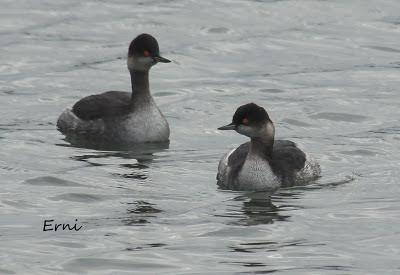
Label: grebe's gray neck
xmin=130 ymin=69 xmax=150 ymax=100
xmin=248 ymin=122 xmax=275 ymax=157
xmin=249 ymin=137 xmax=274 ymax=158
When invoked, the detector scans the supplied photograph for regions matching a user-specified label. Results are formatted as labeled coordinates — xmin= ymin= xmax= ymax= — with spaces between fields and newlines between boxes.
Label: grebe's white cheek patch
xmin=128 ymin=56 xmax=153 ymax=71
xmin=236 ymin=125 xmax=254 ymax=137
xmin=127 ymin=56 xmax=135 ymax=70
xmin=137 ymin=56 xmax=153 ymax=64
xmin=266 ymin=122 xmax=275 ymax=139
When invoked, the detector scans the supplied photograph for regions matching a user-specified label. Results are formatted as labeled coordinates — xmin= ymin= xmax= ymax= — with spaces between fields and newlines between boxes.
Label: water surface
xmin=1 ymin=0 xmax=400 ymax=274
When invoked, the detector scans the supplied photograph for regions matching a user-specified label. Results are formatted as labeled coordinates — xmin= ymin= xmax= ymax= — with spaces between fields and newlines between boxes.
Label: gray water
xmin=1 ymin=0 xmax=400 ymax=274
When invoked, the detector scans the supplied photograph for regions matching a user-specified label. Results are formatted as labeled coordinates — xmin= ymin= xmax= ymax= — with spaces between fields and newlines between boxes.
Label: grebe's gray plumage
xmin=217 ymin=103 xmax=320 ymax=191
xmin=57 ymin=34 xmax=171 ymax=145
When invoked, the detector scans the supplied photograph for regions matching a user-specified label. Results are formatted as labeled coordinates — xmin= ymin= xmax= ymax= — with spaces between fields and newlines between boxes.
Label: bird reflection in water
xmin=223 ymin=174 xmax=354 ymax=227
xmin=59 ymin=133 xmax=169 ymax=152
xmin=68 ymin=142 xmax=169 ymax=179
xmin=230 ymin=192 xmax=291 ymax=226
xmin=122 ymin=200 xmax=163 ymax=226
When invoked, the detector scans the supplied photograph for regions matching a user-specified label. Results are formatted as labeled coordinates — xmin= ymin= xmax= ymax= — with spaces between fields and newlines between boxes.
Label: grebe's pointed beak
xmin=153 ymin=55 xmax=171 ymax=63
xmin=218 ymin=123 xmax=236 ymax=130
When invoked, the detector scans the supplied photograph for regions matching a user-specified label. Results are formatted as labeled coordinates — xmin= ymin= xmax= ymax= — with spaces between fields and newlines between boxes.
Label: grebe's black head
xmin=127 ymin=33 xmax=171 ymax=71
xmin=218 ymin=103 xmax=275 ymax=139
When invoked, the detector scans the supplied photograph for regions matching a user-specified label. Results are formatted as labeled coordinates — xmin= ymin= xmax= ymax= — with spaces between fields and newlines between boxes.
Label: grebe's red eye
xmin=143 ymin=50 xmax=150 ymax=57
xmin=242 ymin=118 xmax=249 ymax=125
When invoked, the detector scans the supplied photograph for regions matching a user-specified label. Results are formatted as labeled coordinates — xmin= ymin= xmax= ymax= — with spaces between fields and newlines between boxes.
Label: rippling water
xmin=1 ymin=0 xmax=400 ymax=274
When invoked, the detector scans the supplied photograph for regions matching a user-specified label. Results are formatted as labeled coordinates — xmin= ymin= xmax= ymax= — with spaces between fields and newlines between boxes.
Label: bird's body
xmin=57 ymin=91 xmax=169 ymax=144
xmin=217 ymin=140 xmax=320 ymax=191
xmin=217 ymin=103 xmax=320 ymax=191
xmin=57 ymin=34 xmax=171 ymax=146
